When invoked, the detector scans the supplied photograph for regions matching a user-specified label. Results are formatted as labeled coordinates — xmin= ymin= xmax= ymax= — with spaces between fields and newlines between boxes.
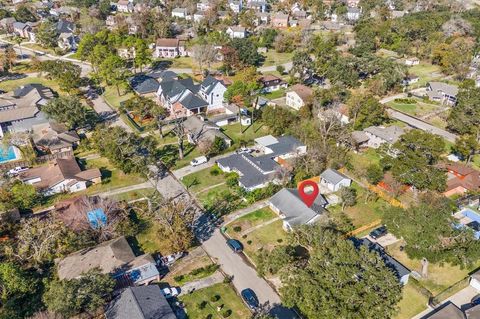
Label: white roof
xmin=255 ymin=135 xmax=278 ymax=147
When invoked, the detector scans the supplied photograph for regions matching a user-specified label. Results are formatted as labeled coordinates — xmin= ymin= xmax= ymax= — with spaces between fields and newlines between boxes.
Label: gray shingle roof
xmin=268 ymin=136 xmax=304 ymax=156
xmin=129 ymin=75 xmax=159 ymax=94
xmin=427 ymin=82 xmax=459 ymax=98
xmin=364 ymin=125 xmax=404 ymax=144
xmin=320 ymin=168 xmax=350 ymax=185
xmin=421 ymin=301 xmax=465 ymax=319
xmin=269 ymin=188 xmax=327 ymax=226
xmin=105 ymin=286 xmax=176 ymax=319
xmin=354 ymin=238 xmax=410 ymax=281
xmin=217 ymin=153 xmax=275 ymax=189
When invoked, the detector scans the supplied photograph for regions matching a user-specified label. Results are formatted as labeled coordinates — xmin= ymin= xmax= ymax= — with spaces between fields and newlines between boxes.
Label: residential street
xmin=202 ymin=228 xmax=298 ymax=319
xmin=386 ymin=109 xmax=457 ymax=143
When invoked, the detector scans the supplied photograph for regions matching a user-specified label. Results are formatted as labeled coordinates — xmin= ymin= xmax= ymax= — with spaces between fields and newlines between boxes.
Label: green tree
xmin=340 ymin=187 xmax=357 ymax=211
xmin=384 ymin=129 xmax=446 ymax=191
xmin=453 ymin=134 xmax=479 ymax=163
xmin=38 ymin=60 xmax=82 ymax=92
xmin=281 ymin=225 xmax=402 ymax=319
xmin=43 ymin=269 xmax=115 ymax=317
xmin=230 ymin=38 xmax=261 ymax=67
xmin=10 ymin=181 xmax=40 ymax=210
xmin=0 ymin=262 xmax=33 ymax=301
xmin=383 ymin=194 xmax=480 ymax=266
xmin=366 ymin=164 xmax=384 ymax=184
xmin=43 ymin=96 xmax=93 ymax=129
xmin=99 ymin=54 xmax=128 ymax=95
xmin=36 ymin=20 xmax=59 ymax=48
xmin=261 ymin=105 xmax=296 ymax=135
xmin=348 ymin=94 xmax=388 ymax=130
xmin=257 ymin=245 xmax=297 ymax=276
xmin=14 ymin=5 xmax=37 ymax=22
xmin=134 ymin=38 xmax=151 ymax=73
xmin=447 ymin=85 xmax=480 ymax=136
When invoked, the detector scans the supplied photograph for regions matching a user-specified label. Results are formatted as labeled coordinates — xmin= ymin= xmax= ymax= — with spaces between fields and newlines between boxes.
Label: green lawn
xmin=103 ymin=85 xmax=135 ymax=109
xmin=348 ymin=149 xmax=382 ymax=180
xmin=261 ymin=88 xmax=286 ymax=100
xmin=173 ymin=264 xmax=219 ymax=285
xmin=181 ymin=166 xmax=227 ymax=194
xmin=408 ymin=63 xmax=443 ymax=87
xmin=394 ymin=283 xmax=428 ymax=319
xmin=387 ymin=100 xmax=440 ymax=118
xmin=196 ymin=183 xmax=232 ymax=204
xmin=0 ymin=76 xmax=61 ymax=93
xmin=180 ymin=283 xmax=250 ymax=319
xmin=111 ymin=188 xmax=155 ymax=202
xmin=227 ymin=207 xmax=277 ymax=231
xmin=261 ymin=51 xmax=293 ymax=67
xmin=135 ymin=219 xmax=174 ymax=255
xmin=83 ymin=157 xmax=146 ymax=195
xmin=22 ymin=43 xmax=58 ymax=56
xmin=222 ymin=122 xmax=271 ymax=146
xmin=386 ymin=241 xmax=480 ymax=295
xmin=328 ymin=182 xmax=388 ymax=228
xmin=159 ymin=143 xmax=204 ymax=169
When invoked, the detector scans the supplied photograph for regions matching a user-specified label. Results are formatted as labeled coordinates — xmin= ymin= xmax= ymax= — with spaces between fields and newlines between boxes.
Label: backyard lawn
xmin=83 ymin=157 xmax=146 ymax=195
xmin=386 ymin=241 xmax=480 ymax=295
xmin=394 ymin=283 xmax=428 ymax=319
xmin=261 ymin=88 xmax=286 ymax=100
xmin=227 ymin=209 xmax=286 ymax=264
xmin=103 ymin=85 xmax=135 ymax=109
xmin=181 ymin=166 xmax=227 ymax=194
xmin=135 ymin=219 xmax=174 ymax=254
xmin=110 ymin=188 xmax=155 ymax=202
xmin=159 ymin=143 xmax=204 ymax=169
xmin=261 ymin=51 xmax=293 ymax=67
xmin=0 ymin=76 xmax=61 ymax=93
xmin=196 ymin=183 xmax=232 ymax=204
xmin=180 ymin=283 xmax=250 ymax=319
xmin=222 ymin=122 xmax=270 ymax=146
xmin=387 ymin=99 xmax=441 ymax=118
xmin=408 ymin=63 xmax=443 ymax=87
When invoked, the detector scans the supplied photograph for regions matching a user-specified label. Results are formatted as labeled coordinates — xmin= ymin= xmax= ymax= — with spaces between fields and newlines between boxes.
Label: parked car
xmin=369 ymin=226 xmax=388 ymax=240
xmin=241 ymin=288 xmax=259 ymax=310
xmin=190 ymin=156 xmax=208 ymax=167
xmin=162 ymin=287 xmax=180 ymax=299
xmin=8 ymin=166 xmax=28 ymax=176
xmin=235 ymin=147 xmax=253 ymax=154
xmin=226 ymin=239 xmax=243 ymax=253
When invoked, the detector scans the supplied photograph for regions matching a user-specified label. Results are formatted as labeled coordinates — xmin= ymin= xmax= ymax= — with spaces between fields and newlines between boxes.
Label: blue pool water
xmin=461 ymin=208 xmax=480 ymax=239
xmin=0 ymin=146 xmax=17 ymax=163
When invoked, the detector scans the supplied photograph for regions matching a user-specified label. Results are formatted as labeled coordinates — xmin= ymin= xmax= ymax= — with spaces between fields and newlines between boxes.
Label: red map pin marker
xmin=298 ymin=180 xmax=319 ymax=208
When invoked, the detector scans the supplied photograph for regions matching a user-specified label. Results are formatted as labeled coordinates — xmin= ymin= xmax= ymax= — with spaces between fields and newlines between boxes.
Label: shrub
xmin=190 ymin=267 xmax=205 ymax=276
xmin=174 ymin=275 xmax=184 ymax=282
xmin=277 ymin=238 xmax=283 ymax=243
xmin=198 ymin=301 xmax=207 ymax=309
xmin=206 ymin=315 xmax=213 ymax=319
xmin=210 ymin=295 xmax=220 ymax=302
xmin=247 ymin=240 xmax=252 ymax=245
xmin=394 ymin=98 xmax=417 ymax=104
xmin=233 ymin=226 xmax=242 ymax=232
xmin=222 ymin=309 xmax=232 ymax=318
xmin=242 ymin=234 xmax=247 ymax=239
xmin=210 ymin=165 xmax=221 ymax=176
xmin=223 ymin=275 xmax=233 ymax=283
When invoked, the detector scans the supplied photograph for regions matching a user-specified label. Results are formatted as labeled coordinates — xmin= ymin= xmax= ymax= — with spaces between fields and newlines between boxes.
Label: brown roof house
xmin=440 ymin=162 xmax=480 ymax=197
xmin=152 ymin=38 xmax=187 ymax=59
xmin=271 ymin=13 xmax=289 ymax=28
xmin=18 ymin=157 xmax=101 ymax=196
xmin=57 ymin=236 xmax=160 ymax=287
xmin=259 ymin=75 xmax=287 ymax=93
xmin=286 ymin=84 xmax=313 ymax=110
xmin=32 ymin=122 xmax=80 ymax=155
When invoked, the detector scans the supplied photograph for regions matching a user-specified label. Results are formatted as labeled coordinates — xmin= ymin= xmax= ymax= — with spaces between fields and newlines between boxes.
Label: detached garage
xmin=470 ymin=269 xmax=480 ymax=291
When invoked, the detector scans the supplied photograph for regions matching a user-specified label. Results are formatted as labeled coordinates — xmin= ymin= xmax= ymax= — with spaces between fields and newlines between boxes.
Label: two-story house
xmin=226 ymin=26 xmax=247 ymax=39
xmin=116 ymin=0 xmax=134 ymax=13
xmin=153 ymin=38 xmax=187 ymax=58
xmin=259 ymin=75 xmax=287 ymax=93
xmin=286 ymin=84 xmax=313 ymax=110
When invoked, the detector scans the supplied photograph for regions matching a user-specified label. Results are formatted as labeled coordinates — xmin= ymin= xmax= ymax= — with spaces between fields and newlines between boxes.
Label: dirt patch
xmin=163 ymin=247 xmax=214 ymax=285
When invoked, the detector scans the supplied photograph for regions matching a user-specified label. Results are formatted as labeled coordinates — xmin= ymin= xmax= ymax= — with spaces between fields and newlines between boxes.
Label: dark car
xmin=369 ymin=226 xmax=388 ymax=240
xmin=226 ymin=239 xmax=243 ymax=253
xmin=472 ymin=295 xmax=480 ymax=306
xmin=241 ymin=289 xmax=259 ymax=310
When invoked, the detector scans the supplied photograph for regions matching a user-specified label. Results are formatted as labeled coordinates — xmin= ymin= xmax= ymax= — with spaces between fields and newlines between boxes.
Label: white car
xmin=235 ymin=147 xmax=253 ymax=154
xmin=190 ymin=156 xmax=208 ymax=167
xmin=8 ymin=166 xmax=28 ymax=176
xmin=162 ymin=287 xmax=180 ymax=298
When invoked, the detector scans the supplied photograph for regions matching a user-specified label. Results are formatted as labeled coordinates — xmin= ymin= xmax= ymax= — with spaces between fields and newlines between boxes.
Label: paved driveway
xmin=202 ymin=228 xmax=298 ymax=319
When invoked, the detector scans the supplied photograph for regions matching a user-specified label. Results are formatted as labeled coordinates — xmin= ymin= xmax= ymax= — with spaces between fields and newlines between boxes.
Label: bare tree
xmin=172 ymin=119 xmax=186 ymax=159
xmin=192 ymin=44 xmax=217 ymax=72
xmin=29 ymin=311 xmax=64 ymax=319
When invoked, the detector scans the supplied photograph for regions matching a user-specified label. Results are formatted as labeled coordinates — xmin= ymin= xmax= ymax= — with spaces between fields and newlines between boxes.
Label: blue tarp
xmin=87 ymin=208 xmax=107 ymax=229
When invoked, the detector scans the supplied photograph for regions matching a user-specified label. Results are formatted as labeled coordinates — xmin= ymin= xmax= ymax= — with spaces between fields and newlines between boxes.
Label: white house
xmin=229 ymin=0 xmax=243 ymax=13
xmin=346 ymin=7 xmax=361 ymax=21
xmin=319 ymin=168 xmax=352 ymax=192
xmin=405 ymin=57 xmax=420 ymax=66
xmin=226 ymin=26 xmax=247 ymax=39
xmin=153 ymin=38 xmax=187 ymax=58
xmin=172 ymin=7 xmax=188 ymax=19
xmin=19 ymin=157 xmax=101 ymax=196
xmin=197 ymin=0 xmax=211 ymax=11
xmin=259 ymin=75 xmax=287 ymax=93
xmin=198 ymin=76 xmax=227 ymax=111
xmin=117 ymin=0 xmax=134 ymax=13
xmin=286 ymin=84 xmax=313 ymax=110
xmin=401 ymin=75 xmax=419 ymax=86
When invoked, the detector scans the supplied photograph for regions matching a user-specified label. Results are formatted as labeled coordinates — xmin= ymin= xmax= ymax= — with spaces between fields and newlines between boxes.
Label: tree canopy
xmin=43 ymin=96 xmax=94 ymax=129
xmin=281 ymin=225 xmax=402 ymax=319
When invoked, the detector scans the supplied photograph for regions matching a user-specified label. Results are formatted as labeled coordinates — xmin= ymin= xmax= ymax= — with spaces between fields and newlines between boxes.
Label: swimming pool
xmin=0 ymin=145 xmax=18 ymax=163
